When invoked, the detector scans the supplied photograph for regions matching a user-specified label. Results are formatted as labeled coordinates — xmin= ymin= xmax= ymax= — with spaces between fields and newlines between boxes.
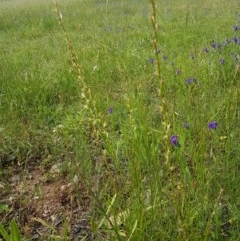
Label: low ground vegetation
xmin=0 ymin=0 xmax=240 ymax=240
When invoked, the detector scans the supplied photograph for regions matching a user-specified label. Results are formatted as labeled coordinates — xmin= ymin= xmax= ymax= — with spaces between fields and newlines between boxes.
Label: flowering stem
xmin=150 ymin=0 xmax=162 ymax=94
xmin=150 ymin=0 xmax=171 ymax=165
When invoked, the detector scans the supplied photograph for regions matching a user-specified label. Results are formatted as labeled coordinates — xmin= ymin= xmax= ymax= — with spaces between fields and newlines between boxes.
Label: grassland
xmin=0 ymin=0 xmax=240 ymax=240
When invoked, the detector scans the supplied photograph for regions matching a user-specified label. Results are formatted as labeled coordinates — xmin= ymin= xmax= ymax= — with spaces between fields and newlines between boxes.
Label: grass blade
xmin=0 ymin=223 xmax=10 ymax=241
xmin=10 ymin=219 xmax=21 ymax=241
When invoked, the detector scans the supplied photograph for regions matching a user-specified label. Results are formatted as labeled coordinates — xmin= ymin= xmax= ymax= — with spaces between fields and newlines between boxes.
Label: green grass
xmin=0 ymin=0 xmax=240 ymax=240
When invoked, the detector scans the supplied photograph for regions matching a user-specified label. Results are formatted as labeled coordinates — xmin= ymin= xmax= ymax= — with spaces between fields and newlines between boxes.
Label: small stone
xmin=50 ymin=163 xmax=62 ymax=174
xmin=9 ymin=174 xmax=20 ymax=182
xmin=73 ymin=175 xmax=79 ymax=184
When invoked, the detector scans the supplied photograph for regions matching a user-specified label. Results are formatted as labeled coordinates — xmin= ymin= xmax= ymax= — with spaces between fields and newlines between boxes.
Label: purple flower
xmin=162 ymin=55 xmax=167 ymax=61
xmin=233 ymin=25 xmax=239 ymax=31
xmin=170 ymin=135 xmax=179 ymax=147
xmin=208 ymin=121 xmax=218 ymax=130
xmin=232 ymin=37 xmax=239 ymax=43
xmin=186 ymin=78 xmax=192 ymax=84
xmin=204 ymin=47 xmax=209 ymax=53
xmin=234 ymin=55 xmax=239 ymax=62
xmin=149 ymin=58 xmax=154 ymax=64
xmin=186 ymin=77 xmax=197 ymax=84
xmin=108 ymin=107 xmax=113 ymax=114
xmin=184 ymin=122 xmax=189 ymax=129
xmin=211 ymin=42 xmax=217 ymax=48
xmin=220 ymin=58 xmax=225 ymax=65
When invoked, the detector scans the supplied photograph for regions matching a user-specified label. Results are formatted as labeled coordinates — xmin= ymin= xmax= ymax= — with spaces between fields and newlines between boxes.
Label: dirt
xmin=0 ymin=161 xmax=92 ymax=240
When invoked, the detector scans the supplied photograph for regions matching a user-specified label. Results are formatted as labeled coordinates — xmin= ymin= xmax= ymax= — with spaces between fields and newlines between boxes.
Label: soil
xmin=0 ymin=160 xmax=93 ymax=240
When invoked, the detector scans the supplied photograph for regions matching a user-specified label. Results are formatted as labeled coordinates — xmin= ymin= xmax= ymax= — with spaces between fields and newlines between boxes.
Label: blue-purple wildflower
xmin=233 ymin=25 xmax=239 ymax=31
xmin=204 ymin=47 xmax=209 ymax=53
xmin=220 ymin=58 xmax=225 ymax=65
xmin=211 ymin=42 xmax=217 ymax=48
xmin=184 ymin=122 xmax=190 ymax=129
xmin=208 ymin=121 xmax=218 ymax=130
xmin=186 ymin=78 xmax=192 ymax=84
xmin=149 ymin=58 xmax=154 ymax=64
xmin=170 ymin=135 xmax=179 ymax=147
xmin=186 ymin=77 xmax=197 ymax=84
xmin=108 ymin=107 xmax=113 ymax=114
xmin=162 ymin=55 xmax=167 ymax=61
xmin=232 ymin=37 xmax=239 ymax=44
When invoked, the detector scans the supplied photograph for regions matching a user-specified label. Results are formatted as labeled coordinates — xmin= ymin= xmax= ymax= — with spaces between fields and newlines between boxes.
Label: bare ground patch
xmin=0 ymin=161 xmax=93 ymax=240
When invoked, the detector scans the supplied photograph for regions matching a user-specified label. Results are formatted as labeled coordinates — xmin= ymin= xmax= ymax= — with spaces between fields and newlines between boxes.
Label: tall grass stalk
xmin=53 ymin=1 xmax=124 ymax=239
xmin=150 ymin=0 xmax=171 ymax=167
